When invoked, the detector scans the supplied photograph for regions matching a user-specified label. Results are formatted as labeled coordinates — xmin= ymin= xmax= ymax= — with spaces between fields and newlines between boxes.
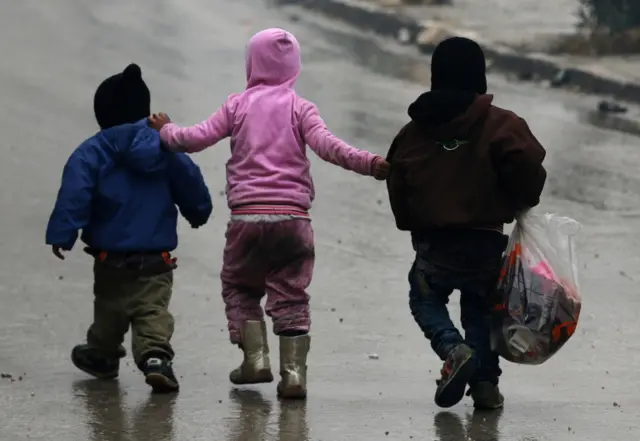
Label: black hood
xmin=431 ymin=37 xmax=487 ymax=95
xmin=408 ymin=90 xmax=478 ymax=127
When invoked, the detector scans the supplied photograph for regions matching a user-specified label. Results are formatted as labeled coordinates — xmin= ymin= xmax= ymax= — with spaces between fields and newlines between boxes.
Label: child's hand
xmin=373 ymin=158 xmax=391 ymax=181
xmin=148 ymin=113 xmax=171 ymax=131
xmin=51 ymin=245 xmax=68 ymax=260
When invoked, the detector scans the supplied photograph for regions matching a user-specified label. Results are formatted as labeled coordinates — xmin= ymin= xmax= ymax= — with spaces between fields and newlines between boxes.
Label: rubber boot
xmin=229 ymin=320 xmax=274 ymax=385
xmin=277 ymin=334 xmax=310 ymax=399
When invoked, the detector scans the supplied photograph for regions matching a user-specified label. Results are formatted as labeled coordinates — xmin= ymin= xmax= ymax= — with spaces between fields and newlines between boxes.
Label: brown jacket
xmin=386 ymin=92 xmax=546 ymax=232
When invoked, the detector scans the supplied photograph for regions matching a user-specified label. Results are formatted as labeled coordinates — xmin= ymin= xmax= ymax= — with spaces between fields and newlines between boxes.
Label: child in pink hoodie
xmin=149 ymin=28 xmax=389 ymax=399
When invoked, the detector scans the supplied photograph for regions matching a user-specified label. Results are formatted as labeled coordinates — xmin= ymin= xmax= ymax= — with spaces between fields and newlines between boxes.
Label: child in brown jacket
xmin=386 ymin=37 xmax=546 ymax=409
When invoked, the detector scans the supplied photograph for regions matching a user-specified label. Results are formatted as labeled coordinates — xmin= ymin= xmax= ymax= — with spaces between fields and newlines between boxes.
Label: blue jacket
xmin=46 ymin=120 xmax=213 ymax=252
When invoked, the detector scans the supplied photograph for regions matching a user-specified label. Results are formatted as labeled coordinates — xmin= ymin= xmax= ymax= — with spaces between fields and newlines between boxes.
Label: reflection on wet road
xmin=434 ymin=410 xmax=502 ymax=441
xmin=226 ymin=390 xmax=309 ymax=441
xmin=74 ymin=380 xmax=177 ymax=441
xmin=0 ymin=0 xmax=639 ymax=440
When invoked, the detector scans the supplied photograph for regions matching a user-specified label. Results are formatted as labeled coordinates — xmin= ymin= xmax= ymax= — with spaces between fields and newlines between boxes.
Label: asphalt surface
xmin=1 ymin=0 xmax=639 ymax=440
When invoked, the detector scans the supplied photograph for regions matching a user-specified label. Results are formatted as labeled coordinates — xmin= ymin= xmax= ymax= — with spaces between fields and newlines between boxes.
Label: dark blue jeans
xmin=408 ymin=230 xmax=507 ymax=385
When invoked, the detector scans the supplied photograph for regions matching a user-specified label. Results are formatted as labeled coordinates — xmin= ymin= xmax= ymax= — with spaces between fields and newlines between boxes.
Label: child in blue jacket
xmin=46 ymin=64 xmax=213 ymax=393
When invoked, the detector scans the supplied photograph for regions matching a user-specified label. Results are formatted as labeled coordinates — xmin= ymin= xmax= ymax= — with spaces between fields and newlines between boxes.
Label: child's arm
xmin=386 ymin=128 xmax=411 ymax=229
xmin=167 ymin=152 xmax=213 ymax=228
xmin=157 ymin=100 xmax=233 ymax=153
xmin=45 ymin=143 xmax=99 ymax=253
xmin=299 ymin=101 xmax=384 ymax=176
xmin=494 ymin=117 xmax=547 ymax=209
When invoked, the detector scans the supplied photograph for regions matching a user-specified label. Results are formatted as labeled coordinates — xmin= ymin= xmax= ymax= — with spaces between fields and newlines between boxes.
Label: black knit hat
xmin=93 ymin=63 xmax=151 ymax=130
xmin=430 ymin=37 xmax=487 ymax=94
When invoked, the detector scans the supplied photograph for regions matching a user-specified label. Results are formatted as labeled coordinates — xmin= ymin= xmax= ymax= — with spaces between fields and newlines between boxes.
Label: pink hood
xmin=245 ymin=28 xmax=301 ymax=89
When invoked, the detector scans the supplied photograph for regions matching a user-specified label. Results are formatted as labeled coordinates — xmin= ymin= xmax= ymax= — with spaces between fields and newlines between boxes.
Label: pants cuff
xmin=136 ymin=349 xmax=173 ymax=368
xmin=85 ymin=342 xmax=127 ymax=359
xmin=272 ymin=322 xmax=310 ymax=336
xmin=469 ymin=378 xmax=500 ymax=386
xmin=434 ymin=336 xmax=464 ymax=360
xmin=228 ymin=328 xmax=242 ymax=345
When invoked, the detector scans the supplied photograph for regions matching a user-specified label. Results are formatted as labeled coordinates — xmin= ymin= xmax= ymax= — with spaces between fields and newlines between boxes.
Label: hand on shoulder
xmin=148 ymin=112 xmax=171 ymax=131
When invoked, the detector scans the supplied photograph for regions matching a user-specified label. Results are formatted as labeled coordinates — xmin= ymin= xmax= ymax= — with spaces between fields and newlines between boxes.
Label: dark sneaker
xmin=143 ymin=357 xmax=179 ymax=393
xmin=434 ymin=344 xmax=476 ymax=408
xmin=71 ymin=344 xmax=119 ymax=379
xmin=467 ymin=381 xmax=504 ymax=409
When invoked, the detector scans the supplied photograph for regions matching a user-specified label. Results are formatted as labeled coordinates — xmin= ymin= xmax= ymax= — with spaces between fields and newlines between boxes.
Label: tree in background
xmin=578 ymin=0 xmax=640 ymax=34
xmin=548 ymin=0 xmax=640 ymax=54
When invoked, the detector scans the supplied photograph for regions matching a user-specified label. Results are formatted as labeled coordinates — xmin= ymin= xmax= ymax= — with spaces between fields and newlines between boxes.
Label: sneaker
xmin=467 ymin=381 xmax=504 ymax=409
xmin=434 ymin=344 xmax=476 ymax=408
xmin=71 ymin=344 xmax=119 ymax=379
xmin=143 ymin=357 xmax=179 ymax=393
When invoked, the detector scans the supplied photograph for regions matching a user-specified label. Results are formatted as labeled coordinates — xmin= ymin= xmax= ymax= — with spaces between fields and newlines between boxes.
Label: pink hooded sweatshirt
xmin=159 ymin=28 xmax=382 ymax=212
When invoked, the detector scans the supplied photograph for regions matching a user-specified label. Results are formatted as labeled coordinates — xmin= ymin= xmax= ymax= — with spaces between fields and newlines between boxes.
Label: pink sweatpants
xmin=221 ymin=219 xmax=315 ymax=344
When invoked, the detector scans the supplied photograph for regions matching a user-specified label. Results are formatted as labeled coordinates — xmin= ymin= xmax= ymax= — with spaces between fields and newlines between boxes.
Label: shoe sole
xmin=473 ymin=402 xmax=504 ymax=410
xmin=70 ymin=354 xmax=118 ymax=380
xmin=145 ymin=372 xmax=179 ymax=393
xmin=435 ymin=355 xmax=476 ymax=409
xmin=230 ymin=369 xmax=274 ymax=385
xmin=277 ymin=384 xmax=307 ymax=400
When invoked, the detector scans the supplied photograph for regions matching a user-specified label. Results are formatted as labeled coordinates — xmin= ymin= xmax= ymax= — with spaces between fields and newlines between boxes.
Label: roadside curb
xmin=288 ymin=0 xmax=640 ymax=104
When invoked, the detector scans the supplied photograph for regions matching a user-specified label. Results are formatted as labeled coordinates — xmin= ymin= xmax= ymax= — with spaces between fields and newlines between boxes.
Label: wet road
xmin=1 ymin=0 xmax=639 ymax=440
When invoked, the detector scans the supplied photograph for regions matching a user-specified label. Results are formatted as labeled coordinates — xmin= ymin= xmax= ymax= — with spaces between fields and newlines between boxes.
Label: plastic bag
xmin=490 ymin=210 xmax=582 ymax=365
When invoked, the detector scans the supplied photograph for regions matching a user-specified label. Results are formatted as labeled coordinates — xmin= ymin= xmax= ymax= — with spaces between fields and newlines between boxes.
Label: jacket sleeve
xmin=299 ymin=101 xmax=382 ymax=176
xmin=385 ymin=128 xmax=411 ymax=230
xmin=45 ymin=144 xmax=99 ymax=249
xmin=168 ymin=152 xmax=213 ymax=228
xmin=159 ymin=99 xmax=233 ymax=153
xmin=494 ymin=117 xmax=547 ymax=210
